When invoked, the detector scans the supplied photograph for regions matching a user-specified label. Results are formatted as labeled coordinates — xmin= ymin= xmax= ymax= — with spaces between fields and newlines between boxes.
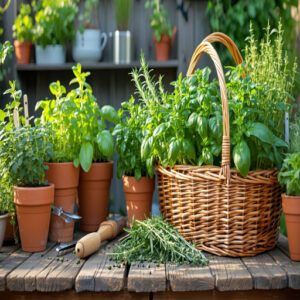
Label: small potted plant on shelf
xmin=145 ymin=0 xmax=175 ymax=61
xmin=12 ymin=3 xmax=33 ymax=64
xmin=36 ymin=64 xmax=117 ymax=235
xmin=113 ymin=83 xmax=154 ymax=226
xmin=0 ymin=82 xmax=54 ymax=252
xmin=72 ymin=0 xmax=107 ymax=63
xmin=33 ymin=0 xmax=78 ymax=64
xmin=114 ymin=0 xmax=133 ymax=64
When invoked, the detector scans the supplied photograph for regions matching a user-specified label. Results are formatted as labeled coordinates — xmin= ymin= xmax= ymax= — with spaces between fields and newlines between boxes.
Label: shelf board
xmin=16 ymin=60 xmax=179 ymax=71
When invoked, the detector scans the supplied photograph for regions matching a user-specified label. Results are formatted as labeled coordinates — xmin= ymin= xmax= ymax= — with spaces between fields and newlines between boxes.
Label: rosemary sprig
xmin=108 ymin=217 xmax=208 ymax=266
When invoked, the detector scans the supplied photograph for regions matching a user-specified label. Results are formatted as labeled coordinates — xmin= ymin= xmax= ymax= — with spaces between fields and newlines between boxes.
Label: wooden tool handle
xmin=75 ymin=218 xmax=126 ymax=258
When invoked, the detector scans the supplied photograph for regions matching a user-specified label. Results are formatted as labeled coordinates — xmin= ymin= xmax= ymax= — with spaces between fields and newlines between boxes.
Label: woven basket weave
xmin=156 ymin=33 xmax=282 ymax=257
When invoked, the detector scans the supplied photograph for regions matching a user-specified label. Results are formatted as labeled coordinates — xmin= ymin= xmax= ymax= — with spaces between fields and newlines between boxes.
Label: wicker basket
xmin=156 ymin=33 xmax=282 ymax=257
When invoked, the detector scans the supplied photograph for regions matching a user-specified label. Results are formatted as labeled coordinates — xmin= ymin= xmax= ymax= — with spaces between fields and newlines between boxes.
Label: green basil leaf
xmin=97 ymin=130 xmax=114 ymax=159
xmin=182 ymin=139 xmax=196 ymax=161
xmin=153 ymin=123 xmax=167 ymax=137
xmin=101 ymin=105 xmax=119 ymax=123
xmin=187 ymin=112 xmax=198 ymax=128
xmin=168 ymin=140 xmax=181 ymax=163
xmin=73 ymin=158 xmax=79 ymax=168
xmin=233 ymin=140 xmax=250 ymax=177
xmin=197 ymin=116 xmax=208 ymax=138
xmin=79 ymin=142 xmax=93 ymax=172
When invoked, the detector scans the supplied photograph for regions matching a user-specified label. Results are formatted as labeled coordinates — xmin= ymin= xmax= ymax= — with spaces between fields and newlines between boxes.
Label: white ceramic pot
xmin=72 ymin=29 xmax=107 ymax=63
xmin=35 ymin=45 xmax=66 ymax=65
xmin=0 ymin=213 xmax=8 ymax=249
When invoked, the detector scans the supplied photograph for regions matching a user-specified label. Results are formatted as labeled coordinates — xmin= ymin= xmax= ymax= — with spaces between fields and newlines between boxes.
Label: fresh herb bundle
xmin=109 ymin=217 xmax=208 ymax=266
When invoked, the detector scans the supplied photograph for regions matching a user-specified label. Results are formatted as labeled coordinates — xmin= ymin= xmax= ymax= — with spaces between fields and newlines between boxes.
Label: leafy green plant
xmin=109 ymin=216 xmax=208 ymax=265
xmin=13 ymin=3 xmax=33 ymax=42
xmin=245 ymin=23 xmax=297 ymax=139
xmin=36 ymin=64 xmax=118 ymax=172
xmin=0 ymin=41 xmax=13 ymax=81
xmin=278 ymin=153 xmax=300 ymax=196
xmin=290 ymin=117 xmax=300 ymax=153
xmin=32 ymin=0 xmax=78 ymax=47
xmin=145 ymin=0 xmax=173 ymax=41
xmin=115 ymin=0 xmax=133 ymax=31
xmin=78 ymin=0 xmax=99 ymax=31
xmin=129 ymin=54 xmax=287 ymax=178
xmin=113 ymin=96 xmax=151 ymax=180
xmin=206 ymin=0 xmax=298 ymax=64
xmin=0 ymin=81 xmax=53 ymax=187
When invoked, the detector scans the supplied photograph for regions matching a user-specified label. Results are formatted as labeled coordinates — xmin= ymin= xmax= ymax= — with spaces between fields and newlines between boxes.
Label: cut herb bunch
xmin=109 ymin=217 xmax=208 ymax=266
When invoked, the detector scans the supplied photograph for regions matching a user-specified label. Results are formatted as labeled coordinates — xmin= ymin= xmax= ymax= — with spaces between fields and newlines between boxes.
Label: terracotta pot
xmin=14 ymin=40 xmax=32 ymax=64
xmin=123 ymin=176 xmax=154 ymax=226
xmin=0 ymin=213 xmax=8 ymax=248
xmin=14 ymin=184 xmax=54 ymax=252
xmin=154 ymin=35 xmax=171 ymax=61
xmin=282 ymin=194 xmax=300 ymax=261
xmin=79 ymin=162 xmax=113 ymax=232
xmin=46 ymin=163 xmax=80 ymax=243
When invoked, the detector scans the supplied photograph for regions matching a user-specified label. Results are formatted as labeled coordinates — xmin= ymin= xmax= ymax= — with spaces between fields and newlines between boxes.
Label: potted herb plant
xmin=114 ymin=0 xmax=133 ymax=64
xmin=113 ymin=96 xmax=154 ymax=227
xmin=12 ymin=3 xmax=33 ymax=64
xmin=72 ymin=0 xmax=108 ymax=63
xmin=33 ymin=0 xmax=78 ymax=64
xmin=145 ymin=0 xmax=175 ymax=61
xmin=0 ymin=82 xmax=54 ymax=252
xmin=278 ymin=153 xmax=300 ymax=261
xmin=36 ymin=64 xmax=117 ymax=235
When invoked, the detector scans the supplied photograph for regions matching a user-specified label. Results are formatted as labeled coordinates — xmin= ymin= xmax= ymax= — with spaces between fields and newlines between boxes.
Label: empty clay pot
xmin=79 ymin=162 xmax=113 ymax=232
xmin=282 ymin=194 xmax=300 ymax=261
xmin=46 ymin=163 xmax=80 ymax=243
xmin=14 ymin=184 xmax=54 ymax=252
xmin=123 ymin=176 xmax=154 ymax=226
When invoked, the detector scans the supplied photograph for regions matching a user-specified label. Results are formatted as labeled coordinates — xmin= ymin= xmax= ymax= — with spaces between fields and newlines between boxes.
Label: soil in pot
xmin=0 ymin=213 xmax=9 ymax=249
xmin=14 ymin=184 xmax=54 ymax=252
xmin=122 ymin=176 xmax=154 ymax=226
xmin=46 ymin=163 xmax=80 ymax=243
xmin=14 ymin=40 xmax=31 ymax=64
xmin=78 ymin=162 xmax=113 ymax=232
xmin=154 ymin=35 xmax=171 ymax=61
xmin=282 ymin=194 xmax=300 ymax=261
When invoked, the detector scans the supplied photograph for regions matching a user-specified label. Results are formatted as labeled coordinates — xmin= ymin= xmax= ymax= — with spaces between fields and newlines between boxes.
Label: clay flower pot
xmin=46 ymin=163 xmax=80 ymax=243
xmin=282 ymin=194 xmax=300 ymax=261
xmin=79 ymin=162 xmax=113 ymax=232
xmin=154 ymin=27 xmax=176 ymax=61
xmin=14 ymin=184 xmax=54 ymax=252
xmin=0 ymin=213 xmax=9 ymax=248
xmin=122 ymin=176 xmax=154 ymax=226
xmin=14 ymin=40 xmax=32 ymax=64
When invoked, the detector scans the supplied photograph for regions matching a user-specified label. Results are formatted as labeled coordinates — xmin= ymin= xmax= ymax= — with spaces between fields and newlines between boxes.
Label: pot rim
xmin=0 ymin=212 xmax=9 ymax=219
xmin=282 ymin=193 xmax=300 ymax=200
xmin=13 ymin=182 xmax=54 ymax=191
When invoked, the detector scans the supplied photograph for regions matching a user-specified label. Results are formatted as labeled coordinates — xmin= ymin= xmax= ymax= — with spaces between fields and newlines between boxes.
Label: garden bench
xmin=0 ymin=234 xmax=299 ymax=300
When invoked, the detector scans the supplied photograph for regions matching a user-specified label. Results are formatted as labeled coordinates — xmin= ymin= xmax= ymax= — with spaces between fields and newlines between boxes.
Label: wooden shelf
xmin=16 ymin=60 xmax=179 ymax=71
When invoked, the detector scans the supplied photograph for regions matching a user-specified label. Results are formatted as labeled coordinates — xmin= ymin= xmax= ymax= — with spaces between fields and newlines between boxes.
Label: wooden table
xmin=0 ymin=234 xmax=300 ymax=300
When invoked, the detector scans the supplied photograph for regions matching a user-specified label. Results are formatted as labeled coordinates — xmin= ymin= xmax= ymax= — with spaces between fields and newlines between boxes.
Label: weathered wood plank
xmin=36 ymin=251 xmax=85 ymax=292
xmin=75 ymin=238 xmax=126 ymax=292
xmin=6 ymin=243 xmax=56 ymax=291
xmin=166 ymin=263 xmax=214 ymax=291
xmin=0 ymin=245 xmax=18 ymax=262
xmin=242 ymin=253 xmax=287 ymax=289
xmin=208 ymin=255 xmax=253 ymax=291
xmin=127 ymin=262 xmax=166 ymax=293
xmin=0 ymin=249 xmax=31 ymax=291
xmin=269 ymin=247 xmax=300 ymax=289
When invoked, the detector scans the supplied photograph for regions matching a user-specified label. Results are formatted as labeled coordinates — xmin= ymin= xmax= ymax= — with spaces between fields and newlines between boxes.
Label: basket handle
xmin=202 ymin=32 xmax=243 ymax=65
xmin=186 ymin=41 xmax=231 ymax=183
